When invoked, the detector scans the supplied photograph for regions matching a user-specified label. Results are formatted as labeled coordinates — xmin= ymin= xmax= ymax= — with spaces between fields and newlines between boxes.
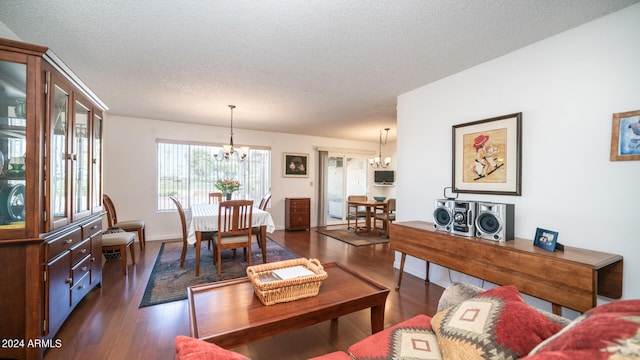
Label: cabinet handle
xmin=78 ymin=285 xmax=85 ymax=290
xmin=64 ymin=239 xmax=73 ymax=244
xmin=80 ymin=248 xmax=87 ymax=254
xmin=65 ymin=278 xmax=73 ymax=284
xmin=81 ymin=266 xmax=88 ymax=271
xmin=90 ymin=225 xmax=98 ymax=230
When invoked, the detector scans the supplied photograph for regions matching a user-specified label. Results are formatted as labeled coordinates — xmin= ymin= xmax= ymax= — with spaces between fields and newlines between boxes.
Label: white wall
xmin=397 ymin=3 xmax=640 ymax=314
xmin=103 ymin=115 xmax=379 ymax=240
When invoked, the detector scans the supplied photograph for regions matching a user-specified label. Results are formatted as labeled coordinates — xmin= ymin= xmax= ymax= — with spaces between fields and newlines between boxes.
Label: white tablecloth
xmin=187 ymin=203 xmax=276 ymax=244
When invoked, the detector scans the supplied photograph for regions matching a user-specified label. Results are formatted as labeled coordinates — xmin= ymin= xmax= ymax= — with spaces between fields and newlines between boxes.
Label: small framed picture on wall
xmin=533 ymin=228 xmax=559 ymax=252
xmin=283 ymin=152 xmax=309 ymax=177
xmin=610 ymin=110 xmax=640 ymax=161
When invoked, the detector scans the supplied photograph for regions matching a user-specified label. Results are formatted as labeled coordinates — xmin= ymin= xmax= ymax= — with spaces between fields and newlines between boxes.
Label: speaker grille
xmin=434 ymin=208 xmax=452 ymax=226
xmin=477 ymin=213 xmax=500 ymax=233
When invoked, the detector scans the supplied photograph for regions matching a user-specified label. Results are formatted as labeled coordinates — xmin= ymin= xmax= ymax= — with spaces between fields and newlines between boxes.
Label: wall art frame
xmin=452 ymin=112 xmax=522 ymax=195
xmin=610 ymin=109 xmax=640 ymax=161
xmin=283 ymin=152 xmax=309 ymax=177
xmin=533 ymin=227 xmax=559 ymax=252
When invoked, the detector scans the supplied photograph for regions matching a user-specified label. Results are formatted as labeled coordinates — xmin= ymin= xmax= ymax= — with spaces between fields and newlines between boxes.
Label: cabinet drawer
xmin=82 ymin=217 xmax=102 ymax=239
xmin=71 ymin=272 xmax=91 ymax=306
xmin=70 ymin=238 xmax=91 ymax=265
xmin=72 ymin=254 xmax=91 ymax=283
xmin=46 ymin=227 xmax=82 ymax=262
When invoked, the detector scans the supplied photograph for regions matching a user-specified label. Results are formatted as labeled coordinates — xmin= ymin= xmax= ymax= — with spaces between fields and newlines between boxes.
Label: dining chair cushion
xmin=114 ymin=219 xmax=145 ymax=230
xmin=102 ymin=232 xmax=135 ymax=246
xmin=218 ymin=235 xmax=250 ymax=245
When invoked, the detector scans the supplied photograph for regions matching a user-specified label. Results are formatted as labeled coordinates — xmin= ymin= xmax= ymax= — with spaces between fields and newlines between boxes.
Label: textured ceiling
xmin=1 ymin=0 xmax=638 ymax=142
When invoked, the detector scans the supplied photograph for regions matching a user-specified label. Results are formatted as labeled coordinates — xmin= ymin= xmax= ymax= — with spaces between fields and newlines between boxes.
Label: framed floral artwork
xmin=452 ymin=112 xmax=522 ymax=195
xmin=610 ymin=110 xmax=640 ymax=161
xmin=283 ymin=152 xmax=309 ymax=177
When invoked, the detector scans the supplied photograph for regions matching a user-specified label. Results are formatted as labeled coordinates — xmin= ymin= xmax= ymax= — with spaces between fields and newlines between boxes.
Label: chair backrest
xmin=169 ymin=196 xmax=188 ymax=244
xmin=348 ymin=195 xmax=367 ymax=202
xmin=258 ymin=193 xmax=271 ymax=210
xmin=209 ymin=192 xmax=223 ymax=204
xmin=103 ymin=194 xmax=118 ymax=226
xmin=218 ymin=200 xmax=254 ymax=237
xmin=387 ymin=198 xmax=396 ymax=212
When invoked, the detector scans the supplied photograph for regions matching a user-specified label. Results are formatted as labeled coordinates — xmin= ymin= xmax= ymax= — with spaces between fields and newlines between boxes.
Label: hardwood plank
xmin=44 ymin=227 xmax=444 ymax=360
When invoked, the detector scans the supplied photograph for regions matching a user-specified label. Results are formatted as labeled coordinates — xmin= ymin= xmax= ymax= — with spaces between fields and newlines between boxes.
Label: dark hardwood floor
xmin=44 ymin=226 xmax=444 ymax=360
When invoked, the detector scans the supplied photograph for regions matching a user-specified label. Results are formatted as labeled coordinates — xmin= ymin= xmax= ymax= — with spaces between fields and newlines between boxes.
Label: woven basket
xmin=246 ymin=258 xmax=328 ymax=305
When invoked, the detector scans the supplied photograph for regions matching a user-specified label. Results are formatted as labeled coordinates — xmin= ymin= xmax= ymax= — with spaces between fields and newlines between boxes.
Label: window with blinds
xmin=156 ymin=140 xmax=271 ymax=211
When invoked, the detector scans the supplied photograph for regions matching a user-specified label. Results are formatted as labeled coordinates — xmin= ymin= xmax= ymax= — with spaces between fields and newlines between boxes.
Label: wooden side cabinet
xmin=390 ymin=221 xmax=623 ymax=316
xmin=285 ymin=198 xmax=310 ymax=231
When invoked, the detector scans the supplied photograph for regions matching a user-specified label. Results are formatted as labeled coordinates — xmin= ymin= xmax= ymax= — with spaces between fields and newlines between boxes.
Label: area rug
xmin=139 ymin=238 xmax=298 ymax=308
xmin=316 ymin=229 xmax=389 ymax=246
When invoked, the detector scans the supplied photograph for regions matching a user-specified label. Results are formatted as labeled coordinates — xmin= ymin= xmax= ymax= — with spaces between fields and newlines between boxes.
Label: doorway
xmin=324 ymin=154 xmax=368 ymax=225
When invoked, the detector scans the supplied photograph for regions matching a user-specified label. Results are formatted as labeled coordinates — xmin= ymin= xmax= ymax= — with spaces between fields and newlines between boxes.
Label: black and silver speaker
xmin=451 ymin=200 xmax=476 ymax=237
xmin=475 ymin=202 xmax=515 ymax=242
xmin=433 ymin=199 xmax=454 ymax=232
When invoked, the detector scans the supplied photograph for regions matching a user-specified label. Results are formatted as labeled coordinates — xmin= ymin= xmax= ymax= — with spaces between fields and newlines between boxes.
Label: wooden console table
xmin=390 ymin=221 xmax=623 ymax=315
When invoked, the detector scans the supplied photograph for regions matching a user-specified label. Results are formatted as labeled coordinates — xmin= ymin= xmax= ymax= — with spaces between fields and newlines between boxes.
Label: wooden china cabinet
xmin=0 ymin=38 xmax=107 ymax=359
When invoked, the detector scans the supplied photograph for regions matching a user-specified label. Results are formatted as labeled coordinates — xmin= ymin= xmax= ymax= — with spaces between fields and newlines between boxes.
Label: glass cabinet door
xmin=91 ymin=113 xmax=102 ymax=212
xmin=72 ymin=100 xmax=90 ymax=219
xmin=0 ymin=59 xmax=27 ymax=237
xmin=49 ymin=80 xmax=71 ymax=229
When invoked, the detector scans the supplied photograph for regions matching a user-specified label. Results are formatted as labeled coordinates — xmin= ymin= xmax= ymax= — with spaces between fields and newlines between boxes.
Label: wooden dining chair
xmin=103 ymin=194 xmax=146 ymax=250
xmin=169 ymin=196 xmax=215 ymax=272
xmin=168 ymin=196 xmax=191 ymax=267
xmin=373 ymin=198 xmax=396 ymax=238
xmin=208 ymin=192 xmax=223 ymax=204
xmin=213 ymin=200 xmax=254 ymax=276
xmin=252 ymin=193 xmax=272 ymax=251
xmin=347 ymin=195 xmax=367 ymax=231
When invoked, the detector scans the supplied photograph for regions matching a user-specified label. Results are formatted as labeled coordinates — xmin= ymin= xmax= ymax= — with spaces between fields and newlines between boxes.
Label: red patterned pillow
xmin=174 ymin=336 xmax=251 ymax=360
xmin=523 ymin=300 xmax=640 ymax=359
xmin=431 ymin=285 xmax=563 ymax=360
xmin=348 ymin=314 xmax=442 ymax=359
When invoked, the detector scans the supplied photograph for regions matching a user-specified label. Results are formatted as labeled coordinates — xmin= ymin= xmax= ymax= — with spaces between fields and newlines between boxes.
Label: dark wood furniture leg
xmin=195 ymin=231 xmax=201 ymax=277
xmin=395 ymin=252 xmax=406 ymax=290
xmin=370 ymin=303 xmax=386 ymax=333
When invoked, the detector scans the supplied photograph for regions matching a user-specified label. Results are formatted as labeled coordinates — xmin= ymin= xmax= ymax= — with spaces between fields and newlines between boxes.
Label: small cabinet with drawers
xmin=285 ymin=197 xmax=310 ymax=231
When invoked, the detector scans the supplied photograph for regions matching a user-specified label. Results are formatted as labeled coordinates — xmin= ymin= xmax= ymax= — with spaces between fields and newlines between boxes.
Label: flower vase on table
xmin=214 ymin=179 xmax=240 ymax=201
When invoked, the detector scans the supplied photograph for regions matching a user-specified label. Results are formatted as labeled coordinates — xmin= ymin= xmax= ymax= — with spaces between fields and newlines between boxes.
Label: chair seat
xmin=102 ymin=232 xmax=135 ymax=246
xmin=216 ymin=235 xmax=251 ymax=245
xmin=374 ymin=213 xmax=396 ymax=221
xmin=115 ymin=219 xmax=145 ymax=229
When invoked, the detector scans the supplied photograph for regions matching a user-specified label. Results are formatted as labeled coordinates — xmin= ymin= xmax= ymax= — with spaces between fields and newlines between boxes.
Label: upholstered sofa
xmin=175 ymin=283 xmax=640 ymax=359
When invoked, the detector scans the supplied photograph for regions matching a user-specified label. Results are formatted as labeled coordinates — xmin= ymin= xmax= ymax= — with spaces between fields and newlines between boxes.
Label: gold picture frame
xmin=610 ymin=110 xmax=640 ymax=161
xmin=452 ymin=112 xmax=522 ymax=195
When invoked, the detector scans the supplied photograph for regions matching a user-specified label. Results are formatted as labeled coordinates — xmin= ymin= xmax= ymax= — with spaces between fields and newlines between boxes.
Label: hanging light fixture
xmin=369 ymin=128 xmax=391 ymax=168
xmin=215 ymin=104 xmax=249 ymax=162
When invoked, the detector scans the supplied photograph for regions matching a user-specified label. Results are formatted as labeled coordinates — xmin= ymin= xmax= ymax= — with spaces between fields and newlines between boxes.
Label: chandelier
xmin=215 ymin=105 xmax=249 ymax=162
xmin=369 ymin=128 xmax=391 ymax=168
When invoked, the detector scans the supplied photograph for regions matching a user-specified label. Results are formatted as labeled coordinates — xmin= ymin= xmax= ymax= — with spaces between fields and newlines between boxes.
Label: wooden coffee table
xmin=187 ymin=262 xmax=390 ymax=348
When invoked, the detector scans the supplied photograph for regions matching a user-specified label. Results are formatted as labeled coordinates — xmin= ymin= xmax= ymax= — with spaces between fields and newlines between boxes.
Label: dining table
xmin=347 ymin=199 xmax=388 ymax=235
xmin=187 ymin=203 xmax=276 ymax=276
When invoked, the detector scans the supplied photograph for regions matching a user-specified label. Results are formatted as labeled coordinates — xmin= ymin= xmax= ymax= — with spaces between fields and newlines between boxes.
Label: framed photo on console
xmin=534 ymin=228 xmax=558 ymax=252
xmin=452 ymin=112 xmax=522 ymax=196
xmin=610 ymin=109 xmax=640 ymax=161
